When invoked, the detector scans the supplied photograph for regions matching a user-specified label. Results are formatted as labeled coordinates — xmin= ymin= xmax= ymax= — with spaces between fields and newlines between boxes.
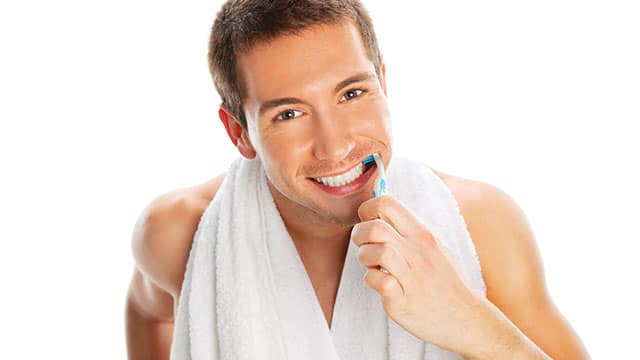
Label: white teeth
xmin=313 ymin=163 xmax=365 ymax=187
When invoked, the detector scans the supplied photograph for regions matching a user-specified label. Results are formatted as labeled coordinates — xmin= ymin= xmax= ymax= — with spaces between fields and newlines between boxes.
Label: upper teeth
xmin=313 ymin=163 xmax=365 ymax=187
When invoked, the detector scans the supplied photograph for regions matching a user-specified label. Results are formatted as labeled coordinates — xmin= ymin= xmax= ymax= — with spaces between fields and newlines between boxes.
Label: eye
xmin=275 ymin=109 xmax=303 ymax=121
xmin=341 ymin=88 xmax=366 ymax=102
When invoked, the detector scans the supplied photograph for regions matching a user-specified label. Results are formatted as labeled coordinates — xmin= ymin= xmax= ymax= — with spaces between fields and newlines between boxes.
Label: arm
xmin=125 ymin=176 xmax=225 ymax=359
xmin=125 ymin=193 xmax=202 ymax=360
xmin=456 ymin=180 xmax=591 ymax=359
xmin=126 ymin=268 xmax=175 ymax=360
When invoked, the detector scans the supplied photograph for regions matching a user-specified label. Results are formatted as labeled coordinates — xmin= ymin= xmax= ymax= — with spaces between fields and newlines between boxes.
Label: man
xmin=125 ymin=0 xmax=590 ymax=359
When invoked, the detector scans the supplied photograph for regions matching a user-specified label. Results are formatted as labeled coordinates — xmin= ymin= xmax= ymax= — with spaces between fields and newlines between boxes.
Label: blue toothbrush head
xmin=363 ymin=155 xmax=375 ymax=165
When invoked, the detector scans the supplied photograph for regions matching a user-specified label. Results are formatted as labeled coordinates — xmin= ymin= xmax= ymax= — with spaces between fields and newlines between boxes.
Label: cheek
xmin=263 ymin=131 xmax=309 ymax=162
xmin=353 ymin=101 xmax=392 ymax=137
xmin=260 ymin=134 xmax=307 ymax=180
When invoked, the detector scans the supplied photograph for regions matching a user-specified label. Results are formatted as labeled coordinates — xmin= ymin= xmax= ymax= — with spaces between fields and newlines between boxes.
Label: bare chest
xmin=299 ymin=254 xmax=345 ymax=330
xmin=308 ymin=274 xmax=341 ymax=330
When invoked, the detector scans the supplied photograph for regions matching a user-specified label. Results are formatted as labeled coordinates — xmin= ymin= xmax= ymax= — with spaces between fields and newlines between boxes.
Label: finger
xmin=357 ymin=195 xmax=423 ymax=238
xmin=350 ymin=218 xmax=404 ymax=248
xmin=351 ymin=218 xmax=413 ymax=276
xmin=364 ymin=266 xmax=405 ymax=297
xmin=357 ymin=242 xmax=410 ymax=289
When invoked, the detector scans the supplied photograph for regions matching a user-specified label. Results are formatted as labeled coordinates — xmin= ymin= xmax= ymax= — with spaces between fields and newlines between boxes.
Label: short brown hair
xmin=208 ymin=0 xmax=383 ymax=129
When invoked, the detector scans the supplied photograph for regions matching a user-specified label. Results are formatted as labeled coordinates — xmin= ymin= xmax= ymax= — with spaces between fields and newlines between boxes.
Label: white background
xmin=1 ymin=0 xmax=638 ymax=358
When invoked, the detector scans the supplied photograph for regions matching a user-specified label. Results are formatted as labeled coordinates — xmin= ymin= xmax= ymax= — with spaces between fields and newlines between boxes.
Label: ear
xmin=379 ymin=56 xmax=388 ymax=97
xmin=218 ymin=104 xmax=257 ymax=159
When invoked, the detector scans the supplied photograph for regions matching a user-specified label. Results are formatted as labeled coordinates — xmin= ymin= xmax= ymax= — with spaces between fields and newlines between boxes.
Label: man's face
xmin=236 ymin=21 xmax=393 ymax=226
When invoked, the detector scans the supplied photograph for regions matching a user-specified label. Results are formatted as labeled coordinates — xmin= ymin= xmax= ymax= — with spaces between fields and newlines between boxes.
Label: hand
xmin=350 ymin=194 xmax=484 ymax=353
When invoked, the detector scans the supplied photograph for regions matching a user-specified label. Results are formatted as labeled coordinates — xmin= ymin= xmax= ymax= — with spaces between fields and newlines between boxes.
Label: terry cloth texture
xmin=170 ymin=155 xmax=487 ymax=360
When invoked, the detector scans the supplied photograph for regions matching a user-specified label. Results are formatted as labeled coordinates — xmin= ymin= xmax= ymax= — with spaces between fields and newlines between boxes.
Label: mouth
xmin=306 ymin=159 xmax=377 ymax=197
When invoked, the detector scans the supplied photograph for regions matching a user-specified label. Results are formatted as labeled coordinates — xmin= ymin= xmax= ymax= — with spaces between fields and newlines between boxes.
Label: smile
xmin=307 ymin=160 xmax=377 ymax=196
xmin=312 ymin=162 xmax=366 ymax=187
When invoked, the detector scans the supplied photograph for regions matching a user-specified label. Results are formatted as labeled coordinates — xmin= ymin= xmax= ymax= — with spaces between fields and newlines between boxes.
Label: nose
xmin=311 ymin=112 xmax=356 ymax=162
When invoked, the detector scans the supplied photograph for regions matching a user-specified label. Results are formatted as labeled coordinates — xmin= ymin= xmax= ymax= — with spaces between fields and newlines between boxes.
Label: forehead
xmin=237 ymin=21 xmax=375 ymax=103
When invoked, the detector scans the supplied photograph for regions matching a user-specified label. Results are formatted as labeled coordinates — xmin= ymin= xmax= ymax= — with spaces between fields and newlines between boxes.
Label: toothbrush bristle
xmin=363 ymin=155 xmax=374 ymax=165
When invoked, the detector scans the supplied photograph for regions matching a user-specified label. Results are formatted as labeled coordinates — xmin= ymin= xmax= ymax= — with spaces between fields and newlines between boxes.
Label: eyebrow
xmin=258 ymin=71 xmax=377 ymax=117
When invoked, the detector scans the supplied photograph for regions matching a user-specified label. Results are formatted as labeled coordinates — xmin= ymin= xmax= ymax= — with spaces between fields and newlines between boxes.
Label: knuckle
xmin=357 ymin=246 xmax=367 ymax=262
xmin=370 ymin=218 xmax=387 ymax=237
xmin=379 ymin=195 xmax=393 ymax=208
xmin=378 ymin=243 xmax=393 ymax=263
xmin=357 ymin=205 xmax=366 ymax=221
xmin=418 ymin=228 xmax=436 ymax=246
xmin=364 ymin=269 xmax=375 ymax=284
xmin=350 ymin=222 xmax=362 ymax=237
xmin=381 ymin=277 xmax=395 ymax=293
xmin=373 ymin=198 xmax=386 ymax=215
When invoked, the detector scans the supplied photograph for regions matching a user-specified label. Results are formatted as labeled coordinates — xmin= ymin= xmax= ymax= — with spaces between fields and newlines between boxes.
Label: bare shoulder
xmin=428 ymin=167 xmax=545 ymax=304
xmin=131 ymin=173 xmax=226 ymax=301
xmin=429 ymin=167 xmax=590 ymax=358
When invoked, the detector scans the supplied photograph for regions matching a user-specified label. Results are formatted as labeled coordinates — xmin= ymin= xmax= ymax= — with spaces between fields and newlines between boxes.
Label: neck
xmin=267 ymin=181 xmax=353 ymax=268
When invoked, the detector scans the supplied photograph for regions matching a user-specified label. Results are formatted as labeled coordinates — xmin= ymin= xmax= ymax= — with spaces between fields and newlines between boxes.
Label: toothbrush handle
xmin=373 ymin=178 xmax=386 ymax=197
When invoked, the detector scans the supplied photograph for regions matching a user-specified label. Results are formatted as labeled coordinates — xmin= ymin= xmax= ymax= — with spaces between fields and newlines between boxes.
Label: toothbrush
xmin=362 ymin=153 xmax=387 ymax=198
xmin=362 ymin=152 xmax=390 ymax=274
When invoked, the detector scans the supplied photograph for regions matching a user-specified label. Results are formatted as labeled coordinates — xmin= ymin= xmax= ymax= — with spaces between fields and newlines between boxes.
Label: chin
xmin=323 ymin=209 xmax=361 ymax=227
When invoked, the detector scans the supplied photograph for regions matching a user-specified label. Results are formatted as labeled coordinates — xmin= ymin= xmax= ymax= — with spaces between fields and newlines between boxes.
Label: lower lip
xmin=308 ymin=162 xmax=377 ymax=196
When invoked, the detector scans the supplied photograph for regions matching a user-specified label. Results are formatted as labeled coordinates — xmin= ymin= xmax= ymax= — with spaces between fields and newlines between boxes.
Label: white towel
xmin=170 ymin=155 xmax=487 ymax=360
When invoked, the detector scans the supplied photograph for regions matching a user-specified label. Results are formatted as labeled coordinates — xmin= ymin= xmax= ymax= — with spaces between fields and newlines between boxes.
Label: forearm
xmin=463 ymin=296 xmax=552 ymax=360
xmin=126 ymin=300 xmax=175 ymax=360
